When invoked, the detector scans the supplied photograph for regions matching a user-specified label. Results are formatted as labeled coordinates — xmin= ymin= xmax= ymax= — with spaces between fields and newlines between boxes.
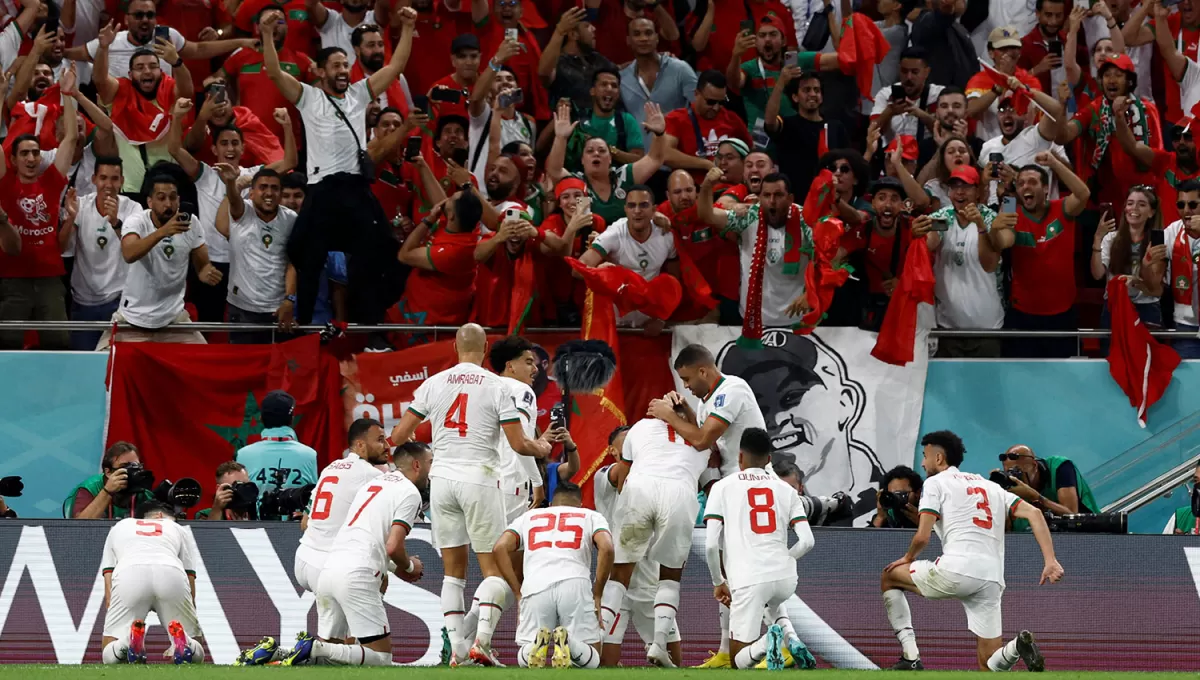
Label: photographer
xmin=64 ymin=442 xmax=156 ymax=519
xmin=235 ymin=390 xmax=318 ymax=504
xmin=997 ymin=444 xmax=1098 ymax=519
xmin=0 ymin=476 xmax=21 ymax=518
xmin=1169 ymin=462 xmax=1200 ymax=535
xmin=197 ymin=462 xmax=254 ymax=521
xmin=871 ymin=465 xmax=923 ymax=529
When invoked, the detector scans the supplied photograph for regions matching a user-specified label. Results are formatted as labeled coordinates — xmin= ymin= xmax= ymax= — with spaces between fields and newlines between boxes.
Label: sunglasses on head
xmin=998 ymin=452 xmax=1031 ymax=461
xmin=130 ymin=10 xmax=156 ymax=18
xmin=1179 ymin=201 xmax=1200 ymax=210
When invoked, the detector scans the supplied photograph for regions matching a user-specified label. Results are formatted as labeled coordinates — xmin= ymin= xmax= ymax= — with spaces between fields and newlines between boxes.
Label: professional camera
xmin=878 ymin=490 xmax=911 ymax=511
xmin=152 ymin=478 xmax=202 ymax=508
xmin=117 ymin=462 xmax=156 ymax=494
xmin=1045 ymin=511 xmax=1127 ymax=534
xmin=802 ymin=491 xmax=855 ymax=526
xmin=226 ymin=481 xmax=260 ymax=514
xmin=260 ymin=484 xmax=315 ymax=519
xmin=989 ymin=468 xmax=1025 ymax=490
xmin=0 ymin=476 xmax=23 ymax=497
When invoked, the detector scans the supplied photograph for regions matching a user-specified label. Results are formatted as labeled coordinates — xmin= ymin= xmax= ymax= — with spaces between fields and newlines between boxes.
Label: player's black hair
xmin=93 ymin=155 xmax=124 ymax=175
xmin=608 ymin=425 xmax=632 ymax=445
xmin=761 ymin=172 xmax=793 ymax=195
xmin=556 ymin=480 xmax=583 ymax=498
xmin=316 ymin=46 xmax=348 ymax=68
xmin=489 ymin=335 xmax=536 ymax=372
xmin=128 ymin=48 xmax=157 ymax=72
xmin=1017 ymin=164 xmax=1050 ymax=186
xmin=394 ymin=441 xmax=431 ymax=463
xmin=252 ymin=166 xmax=282 ymax=187
xmin=136 ymin=500 xmax=175 ymax=518
xmin=899 ymin=45 xmax=928 ymax=63
xmin=740 ymin=427 xmax=773 ymax=462
xmin=674 ymin=343 xmax=716 ymax=370
xmin=696 ymin=69 xmax=727 ymax=92
xmin=347 ymin=418 xmax=383 ymax=447
xmin=350 ymin=22 xmax=383 ymax=48
xmin=882 ymin=465 xmax=924 ymax=494
xmin=921 ymin=430 xmax=965 ymax=467
xmin=592 ymin=65 xmax=621 ymax=86
xmin=773 ymin=459 xmax=804 ymax=484
xmin=1177 ymin=179 xmax=1200 ymax=195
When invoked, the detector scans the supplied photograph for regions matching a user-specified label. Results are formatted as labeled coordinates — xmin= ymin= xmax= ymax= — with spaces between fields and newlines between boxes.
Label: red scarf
xmin=1171 ymin=226 xmax=1199 ymax=310
xmin=564 ymin=258 xmax=682 ymax=320
xmin=1106 ymin=277 xmax=1180 ymax=427
xmin=4 ymin=84 xmax=62 ymax=152
xmin=872 ymin=238 xmax=935 ymax=366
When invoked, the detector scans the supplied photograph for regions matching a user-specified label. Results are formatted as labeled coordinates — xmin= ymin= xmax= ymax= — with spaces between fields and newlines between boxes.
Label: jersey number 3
xmin=748 ymin=487 xmax=777 ymax=534
xmin=446 ymin=394 xmax=469 ymax=437
xmin=966 ymin=486 xmax=993 ymax=529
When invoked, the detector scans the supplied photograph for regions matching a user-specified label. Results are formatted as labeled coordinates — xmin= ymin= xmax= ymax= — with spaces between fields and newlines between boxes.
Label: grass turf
xmin=0 ymin=669 xmax=1193 ymax=680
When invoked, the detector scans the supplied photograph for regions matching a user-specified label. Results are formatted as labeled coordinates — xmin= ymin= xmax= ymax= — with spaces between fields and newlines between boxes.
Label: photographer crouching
xmin=871 ymin=466 xmax=923 ymax=529
xmin=198 ymin=462 xmax=256 ymax=521
xmin=994 ymin=445 xmax=1098 ymax=523
xmin=64 ymin=443 xmax=157 ymax=519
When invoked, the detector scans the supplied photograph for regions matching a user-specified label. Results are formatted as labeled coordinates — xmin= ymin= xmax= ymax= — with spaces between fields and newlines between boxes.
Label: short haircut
xmin=215 ymin=460 xmax=246 ymax=480
xmin=501 ymin=140 xmax=532 ymax=156
xmin=103 ymin=441 xmax=139 ymax=470
xmin=128 ymin=48 xmax=157 ymax=71
xmin=740 ymin=427 xmax=773 ymax=461
xmin=697 ymin=69 xmax=727 ymax=92
xmin=393 ymin=441 xmax=431 ymax=464
xmin=347 ymin=418 xmax=382 ymax=446
xmin=148 ymin=174 xmax=179 ymax=194
xmin=376 ymin=106 xmax=404 ymax=124
xmin=556 ymin=480 xmax=583 ymax=498
xmin=1017 ymin=164 xmax=1050 ymax=186
xmin=773 ymin=459 xmax=803 ymax=484
xmin=592 ymin=65 xmax=620 ymax=86
xmin=94 ymin=155 xmax=124 ymax=175
xmin=489 ymin=335 xmax=535 ymax=372
xmin=608 ymin=425 xmax=632 ymax=445
xmin=783 ymin=71 xmax=821 ymax=100
xmin=454 ymin=189 xmax=484 ymax=232
xmin=283 ymin=171 xmax=308 ymax=190
xmin=921 ymin=430 xmax=966 ymax=467
xmin=436 ymin=114 xmax=470 ymax=141
xmin=938 ymin=86 xmax=966 ymax=101
xmin=350 ymin=22 xmax=382 ymax=48
xmin=212 ymin=125 xmax=244 ymax=141
xmin=252 ymin=166 xmax=282 ymax=186
xmin=882 ymin=465 xmax=924 ymax=494
xmin=136 ymin=500 xmax=175 ymax=518
xmin=9 ymin=133 xmax=39 ymax=154
xmin=316 ymin=46 xmax=347 ymax=68
xmin=899 ymin=45 xmax=928 ymax=63
xmin=1035 ymin=0 xmax=1064 ymax=10
xmin=761 ymin=172 xmax=793 ymax=194
xmin=1177 ymin=179 xmax=1200 ymax=195
xmin=673 ymin=343 xmax=715 ymax=370
xmin=625 ymin=184 xmax=654 ymax=201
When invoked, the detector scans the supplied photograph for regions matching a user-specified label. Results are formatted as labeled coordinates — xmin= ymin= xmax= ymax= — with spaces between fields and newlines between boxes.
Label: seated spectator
xmin=977 ymin=86 xmax=1067 ymax=203
xmin=1091 ymin=184 xmax=1166 ymax=328
xmin=663 ymin=70 xmax=752 ymax=180
xmin=428 ymin=34 xmax=482 ymax=122
xmin=998 ymin=444 xmax=1099 ymax=519
xmin=539 ymin=177 xmax=605 ymax=323
xmin=660 ymin=169 xmax=739 ymax=324
xmin=538 ymin=7 xmax=615 ymax=113
xmin=915 ymin=87 xmax=983 ymax=170
xmin=395 ymin=189 xmax=484 ymax=329
xmin=870 ymin=464 xmax=923 ymax=529
xmin=1164 ymin=180 xmax=1200 ymax=358
xmin=1005 ymin=154 xmax=1089 ymax=358
xmin=908 ymin=0 xmax=978 ymax=89
xmin=196 ymin=461 xmax=253 ymax=520
xmin=563 ymin=67 xmax=645 ymax=174
xmin=475 ymin=0 xmax=550 ymax=120
xmin=871 ymin=46 xmax=942 ymax=145
xmin=913 ymin=165 xmax=1015 ymax=357
xmin=966 ymin=26 xmax=1043 ymax=142
xmin=546 ymin=100 xmax=668 ymax=225
xmin=1018 ymin=0 xmax=1072 ymax=94
xmin=64 ymin=441 xmax=155 ymax=519
xmin=833 ymin=176 xmax=915 ymax=330
xmin=1169 ymin=462 xmax=1200 ymax=534
xmin=63 ymin=157 xmax=142 ymax=351
xmin=183 ymin=84 xmax=285 ymax=168
xmin=98 ymin=174 xmax=223 ymax=348
xmin=619 ymin=17 xmax=697 ymax=128
xmin=311 ymin=0 xmax=377 ymax=60
xmin=0 ymin=69 xmax=77 ymax=351
xmin=921 ymin=135 xmax=980 ymax=209
xmin=766 ymin=68 xmax=850 ymax=199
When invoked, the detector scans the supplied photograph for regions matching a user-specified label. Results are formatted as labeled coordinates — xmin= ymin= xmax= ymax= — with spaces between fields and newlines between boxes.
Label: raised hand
xmin=173 ymin=97 xmax=193 ymax=117
xmin=553 ymin=100 xmax=578 ymax=138
xmin=104 ymin=194 xmax=121 ymax=226
xmin=398 ymin=6 xmax=417 ymax=27
xmin=643 ymin=102 xmax=666 ymax=135
xmin=98 ymin=20 xmax=119 ymax=49
xmin=31 ymin=25 xmax=54 ymax=56
xmin=153 ymin=36 xmax=181 ymax=66
xmin=61 ymin=62 xmax=78 ymax=97
xmin=556 ymin=6 xmax=586 ymax=36
xmin=214 ymin=162 xmax=240 ymax=184
xmin=273 ymin=108 xmax=291 ymax=126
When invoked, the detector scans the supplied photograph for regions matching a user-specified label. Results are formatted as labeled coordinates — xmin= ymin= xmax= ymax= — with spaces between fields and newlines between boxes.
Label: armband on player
xmin=404 ymin=558 xmax=415 ymax=573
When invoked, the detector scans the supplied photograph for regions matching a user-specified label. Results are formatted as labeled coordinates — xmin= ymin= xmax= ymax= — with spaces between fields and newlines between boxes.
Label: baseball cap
xmin=1099 ymin=53 xmax=1137 ymax=74
xmin=261 ymin=390 xmax=296 ymax=428
xmin=759 ymin=13 xmax=784 ymax=32
xmin=987 ymin=26 xmax=1021 ymax=50
xmin=948 ymin=166 xmax=980 ymax=185
xmin=870 ymin=176 xmax=905 ymax=195
xmin=450 ymin=33 xmax=481 ymax=55
xmin=885 ymin=135 xmax=918 ymax=162
xmin=1175 ymin=116 xmax=1195 ymax=136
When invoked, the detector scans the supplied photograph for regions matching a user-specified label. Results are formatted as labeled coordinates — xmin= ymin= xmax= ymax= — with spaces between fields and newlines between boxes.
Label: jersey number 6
xmin=310 ymin=477 xmax=339 ymax=520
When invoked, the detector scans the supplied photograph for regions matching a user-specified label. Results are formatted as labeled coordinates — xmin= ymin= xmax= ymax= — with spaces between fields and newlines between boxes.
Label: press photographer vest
xmin=1012 ymin=456 xmax=1099 ymax=531
xmin=61 ymin=474 xmax=154 ymax=519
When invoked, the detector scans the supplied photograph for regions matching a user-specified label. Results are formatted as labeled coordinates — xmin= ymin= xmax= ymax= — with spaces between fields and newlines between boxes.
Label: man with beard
xmin=1018 ymin=0 xmax=1073 ymax=93
xmin=978 ymin=85 xmax=1066 ymax=203
xmin=916 ymin=88 xmax=984 ymax=169
xmin=1162 ymin=179 xmax=1200 ymax=357
xmin=6 ymin=27 xmax=65 ymax=153
xmin=871 ymin=46 xmax=942 ymax=144
xmin=0 ymin=67 xmax=78 ymax=350
xmin=214 ymin=165 xmax=298 ymax=344
xmin=742 ymin=150 xmax=773 ymax=200
xmin=466 ymin=45 xmax=534 ymax=187
xmin=310 ymin=0 xmax=376 ymax=60
xmin=660 ymin=169 xmax=740 ymax=324
xmin=61 ymin=157 xmax=142 ymax=350
xmin=568 ymin=67 xmax=644 ymax=172
xmin=766 ymin=69 xmax=849 ymax=202
xmin=838 ymin=177 xmax=916 ymax=331
xmin=1005 ymin=152 xmax=1089 ymax=357
xmin=429 ymin=34 xmax=482 ymax=122
xmin=619 ymin=17 xmax=698 ymax=128
xmin=539 ymin=6 xmax=616 ymax=113
xmin=664 ymin=71 xmax=752 ymax=180
xmin=473 ymin=0 xmax=550 ymax=120
xmin=67 ymin=0 xmax=250 ymax=81
xmin=264 ymin=11 xmax=414 ymax=339
xmin=100 ymin=174 xmax=222 ymax=348
xmin=1159 ymin=120 xmax=1200 ymax=225
xmin=219 ymin=5 xmax=315 ymax=147
xmin=965 ymin=27 xmax=1043 ymax=141
xmin=351 ymin=23 xmax=413 ymax=113
xmin=183 ymin=81 xmax=285 ymax=168
xmin=93 ymin=21 xmax=194 ymax=194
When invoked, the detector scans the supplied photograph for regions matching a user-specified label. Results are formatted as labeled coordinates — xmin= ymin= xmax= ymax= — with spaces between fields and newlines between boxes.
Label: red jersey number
xmin=446 ymin=394 xmax=469 ymax=437
xmin=528 ymin=512 xmax=586 ymax=550
xmin=309 ymin=476 xmax=338 ymax=520
xmin=747 ymin=487 xmax=777 ymax=534
xmin=135 ymin=520 xmax=162 ymax=537
xmin=966 ymin=487 xmax=994 ymax=529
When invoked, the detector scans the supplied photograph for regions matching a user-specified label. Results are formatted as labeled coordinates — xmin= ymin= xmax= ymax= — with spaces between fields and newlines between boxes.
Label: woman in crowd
xmin=1092 ymin=185 xmax=1167 ymax=327
xmin=538 ymin=178 xmax=606 ymax=323
xmin=820 ymin=149 xmax=874 ymax=227
xmin=921 ymin=136 xmax=978 ymax=210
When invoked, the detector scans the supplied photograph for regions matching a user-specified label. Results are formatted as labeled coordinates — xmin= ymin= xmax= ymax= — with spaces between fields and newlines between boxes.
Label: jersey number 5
xmin=446 ymin=394 xmax=469 ymax=437
xmin=135 ymin=520 xmax=162 ymax=537
xmin=748 ymin=487 xmax=777 ymax=534
xmin=310 ymin=477 xmax=339 ymax=520
xmin=966 ymin=486 xmax=994 ymax=529
xmin=528 ymin=512 xmax=585 ymax=550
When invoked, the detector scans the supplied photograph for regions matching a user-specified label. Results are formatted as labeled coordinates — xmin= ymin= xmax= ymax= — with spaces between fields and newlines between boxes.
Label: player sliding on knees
xmin=100 ymin=501 xmax=206 ymax=665
xmin=882 ymin=430 xmax=1065 ymax=672
xmin=279 ymin=445 xmax=432 ymax=665
xmin=493 ymin=481 xmax=614 ymax=668
xmin=390 ymin=324 xmax=552 ymax=666
xmin=704 ymin=428 xmax=816 ymax=670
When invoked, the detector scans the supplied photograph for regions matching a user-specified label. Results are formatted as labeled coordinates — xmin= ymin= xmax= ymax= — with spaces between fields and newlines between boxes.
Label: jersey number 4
xmin=446 ymin=394 xmax=469 ymax=437
xmin=528 ymin=512 xmax=585 ymax=550
xmin=748 ymin=487 xmax=777 ymax=534
xmin=966 ymin=486 xmax=994 ymax=529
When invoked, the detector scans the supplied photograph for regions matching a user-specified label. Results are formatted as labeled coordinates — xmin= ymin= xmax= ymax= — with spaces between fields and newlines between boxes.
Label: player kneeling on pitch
xmin=882 ymin=430 xmax=1065 ymax=672
xmin=493 ymin=481 xmax=614 ymax=669
xmin=704 ymin=428 xmax=816 ymax=670
xmin=279 ymin=445 xmax=432 ymax=666
xmin=100 ymin=501 xmax=205 ymax=664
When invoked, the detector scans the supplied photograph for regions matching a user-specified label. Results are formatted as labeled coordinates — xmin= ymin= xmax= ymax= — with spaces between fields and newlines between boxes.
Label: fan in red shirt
xmin=1007 ymin=151 xmax=1090 ymax=358
xmin=92 ymin=21 xmax=195 ymax=146
xmin=539 ymin=177 xmax=605 ymax=322
xmin=688 ymin=0 xmax=795 ymax=72
xmin=183 ymin=84 xmax=285 ymax=166
xmin=369 ymin=106 xmax=428 ymax=227
xmin=475 ymin=0 xmax=550 ymax=120
xmin=218 ymin=5 xmax=315 ymax=146
xmin=4 ymin=27 xmax=61 ymax=154
xmin=427 ymin=33 xmax=481 ymax=121
xmin=659 ymin=169 xmax=738 ymax=321
xmin=592 ymin=0 xmax=680 ymax=66
xmin=157 ymin=0 xmax=227 ymax=82
xmin=836 ymin=176 xmax=913 ymax=328
xmin=0 ymin=69 xmax=79 ymax=351
xmin=402 ymin=0 xmax=477 ymax=98
xmin=401 ymin=114 xmax=473 ymax=222
xmin=663 ymin=70 xmax=752 ymax=182
xmin=1160 ymin=118 xmax=1200 ymax=225
xmin=234 ymin=0 xmax=315 ymax=57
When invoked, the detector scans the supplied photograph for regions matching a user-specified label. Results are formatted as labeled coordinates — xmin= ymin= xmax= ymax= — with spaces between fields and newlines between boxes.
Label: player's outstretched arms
xmin=492 ymin=530 xmax=523 ymax=601
xmin=1013 ymin=500 xmax=1065 ymax=585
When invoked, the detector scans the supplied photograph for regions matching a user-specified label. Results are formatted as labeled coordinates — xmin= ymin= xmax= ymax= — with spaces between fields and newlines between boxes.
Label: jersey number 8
xmin=747 ymin=487 xmax=777 ymax=534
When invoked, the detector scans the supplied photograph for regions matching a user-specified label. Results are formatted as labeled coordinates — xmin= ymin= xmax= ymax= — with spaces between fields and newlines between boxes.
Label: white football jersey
xmin=919 ymin=466 xmax=1021 ymax=585
xmin=409 ymin=362 xmax=521 ymax=487
xmin=703 ymin=468 xmax=807 ymax=588
xmin=506 ymin=506 xmax=610 ymax=596
xmin=499 ymin=375 xmax=541 ymax=490
xmin=101 ymin=517 xmax=198 ymax=577
xmin=622 ymin=417 xmax=709 ymax=486
xmin=299 ymin=456 xmax=384 ymax=554
xmin=325 ymin=471 xmax=424 ymax=574
xmin=697 ymin=375 xmax=766 ymax=475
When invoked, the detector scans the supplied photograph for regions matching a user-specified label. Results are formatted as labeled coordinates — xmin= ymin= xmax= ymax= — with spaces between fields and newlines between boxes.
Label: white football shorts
xmin=910 ymin=560 xmax=1004 ymax=639
xmin=613 ymin=477 xmax=698 ymax=569
xmin=515 ymin=578 xmax=602 ymax=646
xmin=430 ymin=477 xmax=505 ymax=552
xmin=316 ymin=564 xmax=388 ymax=640
xmin=103 ymin=565 xmax=199 ymax=638
xmin=729 ymin=576 xmax=797 ymax=643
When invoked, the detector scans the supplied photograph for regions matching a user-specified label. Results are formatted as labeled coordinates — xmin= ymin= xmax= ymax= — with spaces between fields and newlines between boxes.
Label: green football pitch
xmin=0 ymin=668 xmax=1193 ymax=680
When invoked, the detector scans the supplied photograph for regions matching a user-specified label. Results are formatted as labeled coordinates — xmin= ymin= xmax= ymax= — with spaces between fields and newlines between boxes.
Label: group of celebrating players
xmin=96 ymin=323 xmax=1066 ymax=670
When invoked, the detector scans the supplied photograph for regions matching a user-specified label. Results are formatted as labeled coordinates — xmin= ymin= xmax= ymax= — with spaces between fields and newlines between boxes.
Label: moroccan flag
xmin=967 ymin=62 xmax=1042 ymax=116
xmin=837 ymin=13 xmax=890 ymax=99
xmin=872 ymin=240 xmax=935 ymax=366
xmin=231 ymin=106 xmax=285 ymax=166
xmin=817 ymin=123 xmax=829 ymax=158
xmin=1106 ymin=278 xmax=1180 ymax=427
xmin=104 ymin=335 xmax=345 ymax=512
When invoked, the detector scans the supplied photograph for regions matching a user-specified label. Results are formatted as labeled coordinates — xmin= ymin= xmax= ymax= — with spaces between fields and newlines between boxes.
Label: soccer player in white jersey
xmin=650 ymin=343 xmax=766 ymax=668
xmin=390 ymin=324 xmax=552 ymax=666
xmin=100 ymin=502 xmax=205 ymax=665
xmin=592 ymin=426 xmax=683 ymax=668
xmin=280 ymin=443 xmax=432 ymax=666
xmin=703 ymin=428 xmax=815 ymax=670
xmin=882 ymin=430 xmax=1065 ymax=672
xmin=494 ymin=481 xmax=614 ymax=669
xmin=598 ymin=408 xmax=709 ymax=668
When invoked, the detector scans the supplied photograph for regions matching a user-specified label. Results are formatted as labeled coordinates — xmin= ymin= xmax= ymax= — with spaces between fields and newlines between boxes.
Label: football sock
xmin=599 ymin=581 xmax=626 ymax=636
xmin=441 ymin=576 xmax=468 ymax=659
xmin=653 ymin=579 xmax=681 ymax=650
xmin=312 ymin=640 xmax=391 ymax=666
xmin=768 ymin=604 xmax=799 ymax=646
xmin=517 ymin=643 xmax=533 ymax=668
xmin=102 ymin=637 xmax=130 ymax=664
xmin=186 ymin=637 xmax=206 ymax=664
xmin=883 ymin=590 xmax=920 ymax=660
xmin=987 ymin=637 xmax=1021 ymax=672
xmin=718 ymin=603 xmax=731 ymax=654
xmin=462 ymin=597 xmax=480 ymax=643
xmin=473 ymin=576 xmax=512 ymax=648
xmin=734 ymin=636 xmax=768 ymax=669
xmin=569 ymin=639 xmax=601 ymax=669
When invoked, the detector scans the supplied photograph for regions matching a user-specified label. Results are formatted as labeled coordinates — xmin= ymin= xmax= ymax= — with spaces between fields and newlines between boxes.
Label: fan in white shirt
xmin=312 ymin=1 xmax=377 ymax=64
xmin=978 ymin=87 xmax=1067 ymax=203
xmin=881 ymin=430 xmax=1064 ymax=672
xmin=0 ymin=0 xmax=38 ymax=74
xmin=389 ymin=324 xmax=552 ymax=665
xmin=278 ymin=444 xmax=431 ymax=667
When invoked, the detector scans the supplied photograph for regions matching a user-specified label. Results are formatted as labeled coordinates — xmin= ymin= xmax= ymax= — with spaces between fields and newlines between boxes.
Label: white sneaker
xmin=647 ymin=642 xmax=676 ymax=668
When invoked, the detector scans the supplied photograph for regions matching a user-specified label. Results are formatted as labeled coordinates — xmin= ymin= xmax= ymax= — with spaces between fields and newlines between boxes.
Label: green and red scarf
xmin=1171 ymin=226 xmax=1200 ymax=312
xmin=1091 ymin=96 xmax=1153 ymax=171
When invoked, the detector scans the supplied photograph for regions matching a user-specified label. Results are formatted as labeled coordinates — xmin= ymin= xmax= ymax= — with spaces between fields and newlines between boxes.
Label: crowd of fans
xmin=4 ymin=0 xmax=1200 ymax=356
